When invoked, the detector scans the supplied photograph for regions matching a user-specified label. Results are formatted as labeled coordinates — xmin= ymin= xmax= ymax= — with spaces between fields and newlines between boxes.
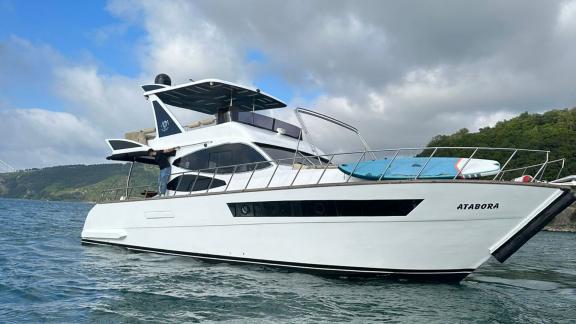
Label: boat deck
xmin=99 ymin=146 xmax=567 ymax=203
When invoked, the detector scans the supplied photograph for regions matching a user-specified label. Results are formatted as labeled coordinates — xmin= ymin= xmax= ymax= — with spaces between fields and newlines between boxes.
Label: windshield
xmin=256 ymin=143 xmax=326 ymax=166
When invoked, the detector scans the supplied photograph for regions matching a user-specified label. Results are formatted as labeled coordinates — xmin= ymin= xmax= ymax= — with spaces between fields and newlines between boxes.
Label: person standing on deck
xmin=149 ymin=147 xmax=179 ymax=196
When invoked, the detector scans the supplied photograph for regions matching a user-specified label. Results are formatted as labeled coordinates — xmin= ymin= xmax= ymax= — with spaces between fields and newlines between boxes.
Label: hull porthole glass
xmin=241 ymin=204 xmax=251 ymax=215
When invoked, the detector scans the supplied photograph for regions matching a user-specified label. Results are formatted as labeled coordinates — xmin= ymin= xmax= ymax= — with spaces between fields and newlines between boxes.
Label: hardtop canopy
xmin=142 ymin=79 xmax=287 ymax=115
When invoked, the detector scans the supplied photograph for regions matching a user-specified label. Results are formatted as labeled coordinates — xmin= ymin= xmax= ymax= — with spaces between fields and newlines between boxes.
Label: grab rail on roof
xmin=294 ymin=108 xmax=377 ymax=160
xmin=98 ymin=146 xmax=567 ymax=203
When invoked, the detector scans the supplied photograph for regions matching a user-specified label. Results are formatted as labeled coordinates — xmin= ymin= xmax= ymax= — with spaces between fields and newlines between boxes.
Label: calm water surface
xmin=0 ymin=198 xmax=574 ymax=323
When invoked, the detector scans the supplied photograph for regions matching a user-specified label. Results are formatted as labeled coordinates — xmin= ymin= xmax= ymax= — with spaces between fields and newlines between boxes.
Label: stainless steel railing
xmin=494 ymin=158 xmax=565 ymax=181
xmin=99 ymin=146 xmax=566 ymax=202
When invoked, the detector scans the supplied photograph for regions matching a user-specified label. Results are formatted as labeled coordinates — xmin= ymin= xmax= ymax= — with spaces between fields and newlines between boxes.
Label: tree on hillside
xmin=426 ymin=108 xmax=576 ymax=179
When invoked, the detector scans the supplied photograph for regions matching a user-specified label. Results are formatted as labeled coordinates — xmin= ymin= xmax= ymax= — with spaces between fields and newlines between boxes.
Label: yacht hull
xmin=81 ymin=181 xmax=574 ymax=281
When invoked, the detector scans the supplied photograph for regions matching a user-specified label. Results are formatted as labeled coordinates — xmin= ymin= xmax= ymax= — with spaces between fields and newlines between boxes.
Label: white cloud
xmin=53 ymin=65 xmax=150 ymax=136
xmin=2 ymin=0 xmax=576 ymax=168
xmin=0 ymin=109 xmax=105 ymax=168
xmin=558 ymin=0 xmax=576 ymax=31
xmin=469 ymin=111 xmax=517 ymax=131
xmin=107 ymin=0 xmax=250 ymax=84
xmin=143 ymin=0 xmax=574 ymax=152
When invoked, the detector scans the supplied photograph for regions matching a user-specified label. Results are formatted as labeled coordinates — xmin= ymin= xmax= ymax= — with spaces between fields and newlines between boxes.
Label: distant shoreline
xmin=1 ymin=196 xmax=574 ymax=232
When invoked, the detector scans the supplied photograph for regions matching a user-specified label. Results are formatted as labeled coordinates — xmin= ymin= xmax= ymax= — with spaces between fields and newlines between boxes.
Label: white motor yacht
xmin=81 ymin=74 xmax=575 ymax=282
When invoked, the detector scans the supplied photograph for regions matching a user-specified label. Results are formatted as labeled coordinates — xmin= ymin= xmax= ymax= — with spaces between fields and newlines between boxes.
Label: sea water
xmin=0 ymin=198 xmax=574 ymax=323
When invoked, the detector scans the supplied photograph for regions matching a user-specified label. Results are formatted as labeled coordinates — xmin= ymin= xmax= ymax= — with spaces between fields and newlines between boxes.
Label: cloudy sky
xmin=1 ymin=0 xmax=575 ymax=169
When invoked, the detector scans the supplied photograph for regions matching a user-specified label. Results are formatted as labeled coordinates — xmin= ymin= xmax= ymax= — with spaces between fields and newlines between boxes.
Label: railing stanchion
xmin=497 ymin=161 xmax=560 ymax=181
xmin=316 ymin=154 xmax=335 ymax=184
xmin=493 ymin=149 xmax=517 ymax=180
xmin=378 ymin=150 xmax=400 ymax=181
xmin=266 ymin=163 xmax=280 ymax=188
xmin=225 ymin=165 xmax=238 ymax=192
xmin=453 ymin=148 xmax=478 ymax=179
xmin=346 ymin=151 xmax=366 ymax=183
xmin=173 ymin=171 xmax=184 ymax=196
xmin=206 ymin=167 xmax=219 ymax=193
xmin=244 ymin=163 xmax=259 ymax=191
xmin=533 ymin=152 xmax=549 ymax=182
xmin=124 ymin=161 xmax=135 ymax=198
xmin=538 ymin=164 xmax=548 ymax=181
xmin=416 ymin=147 xmax=439 ymax=179
xmin=189 ymin=170 xmax=201 ymax=195
xmin=555 ymin=159 xmax=565 ymax=181
xmin=290 ymin=163 xmax=304 ymax=186
xmin=96 ymin=147 xmax=562 ymax=201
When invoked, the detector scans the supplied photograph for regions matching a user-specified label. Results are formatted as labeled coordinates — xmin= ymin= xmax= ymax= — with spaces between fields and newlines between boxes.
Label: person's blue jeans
xmin=158 ymin=167 xmax=171 ymax=195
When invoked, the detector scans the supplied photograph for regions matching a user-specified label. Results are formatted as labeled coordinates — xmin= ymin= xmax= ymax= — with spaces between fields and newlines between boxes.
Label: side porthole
xmin=313 ymin=202 xmax=326 ymax=216
xmin=240 ymin=204 xmax=251 ymax=215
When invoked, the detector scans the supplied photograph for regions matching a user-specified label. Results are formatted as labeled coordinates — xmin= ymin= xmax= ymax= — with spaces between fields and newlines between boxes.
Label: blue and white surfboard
xmin=338 ymin=157 xmax=501 ymax=180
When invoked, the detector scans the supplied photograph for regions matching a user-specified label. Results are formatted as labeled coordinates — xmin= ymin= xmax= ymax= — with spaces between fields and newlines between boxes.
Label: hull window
xmin=167 ymin=175 xmax=226 ymax=192
xmin=228 ymin=199 xmax=423 ymax=217
xmin=173 ymin=143 xmax=271 ymax=173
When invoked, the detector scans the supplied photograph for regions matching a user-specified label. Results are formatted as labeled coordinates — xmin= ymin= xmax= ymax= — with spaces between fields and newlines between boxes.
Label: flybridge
xmin=141 ymin=76 xmax=286 ymax=114
xmin=140 ymin=74 xmax=299 ymax=139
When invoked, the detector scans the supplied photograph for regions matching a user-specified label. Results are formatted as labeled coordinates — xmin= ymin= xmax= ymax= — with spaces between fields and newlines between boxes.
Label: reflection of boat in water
xmin=81 ymin=74 xmax=575 ymax=282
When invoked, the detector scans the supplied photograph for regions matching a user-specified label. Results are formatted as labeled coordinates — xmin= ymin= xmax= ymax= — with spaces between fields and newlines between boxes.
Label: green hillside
xmin=0 ymin=163 xmax=157 ymax=202
xmin=426 ymin=108 xmax=576 ymax=179
xmin=0 ymin=108 xmax=574 ymax=229
xmin=426 ymin=108 xmax=576 ymax=231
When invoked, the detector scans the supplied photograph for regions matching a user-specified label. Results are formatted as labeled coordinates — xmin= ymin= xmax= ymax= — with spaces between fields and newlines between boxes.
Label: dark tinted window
xmin=228 ymin=199 xmax=423 ymax=217
xmin=173 ymin=143 xmax=270 ymax=173
xmin=272 ymin=119 xmax=301 ymax=139
xmin=109 ymin=140 xmax=142 ymax=150
xmin=167 ymin=174 xmax=226 ymax=192
xmin=230 ymin=110 xmax=302 ymax=139
xmin=256 ymin=143 xmax=327 ymax=166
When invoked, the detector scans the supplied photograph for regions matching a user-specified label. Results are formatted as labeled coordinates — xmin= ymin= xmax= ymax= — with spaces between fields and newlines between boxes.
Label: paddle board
xmin=338 ymin=157 xmax=500 ymax=180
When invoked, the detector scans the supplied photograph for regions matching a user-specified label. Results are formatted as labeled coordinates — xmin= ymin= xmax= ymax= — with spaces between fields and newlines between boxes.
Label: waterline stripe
xmin=81 ymin=239 xmax=473 ymax=276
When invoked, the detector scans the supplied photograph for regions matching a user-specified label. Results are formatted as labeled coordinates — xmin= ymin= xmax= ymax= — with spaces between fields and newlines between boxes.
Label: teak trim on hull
xmin=81 ymin=239 xmax=473 ymax=282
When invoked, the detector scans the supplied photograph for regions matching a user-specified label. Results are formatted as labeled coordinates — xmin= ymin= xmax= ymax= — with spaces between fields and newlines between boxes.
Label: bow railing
xmin=99 ymin=146 xmax=566 ymax=202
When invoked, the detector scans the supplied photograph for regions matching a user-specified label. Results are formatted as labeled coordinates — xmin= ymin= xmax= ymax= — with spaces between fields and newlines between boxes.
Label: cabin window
xmin=256 ymin=143 xmax=327 ymax=166
xmin=108 ymin=140 xmax=142 ymax=150
xmin=173 ymin=143 xmax=270 ymax=173
xmin=167 ymin=174 xmax=226 ymax=192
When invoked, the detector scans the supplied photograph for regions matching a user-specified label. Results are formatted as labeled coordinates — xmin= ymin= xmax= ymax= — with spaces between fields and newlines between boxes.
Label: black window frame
xmin=172 ymin=143 xmax=271 ymax=174
xmin=228 ymin=199 xmax=423 ymax=217
xmin=255 ymin=143 xmax=330 ymax=166
xmin=109 ymin=140 xmax=142 ymax=150
xmin=167 ymin=174 xmax=226 ymax=192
